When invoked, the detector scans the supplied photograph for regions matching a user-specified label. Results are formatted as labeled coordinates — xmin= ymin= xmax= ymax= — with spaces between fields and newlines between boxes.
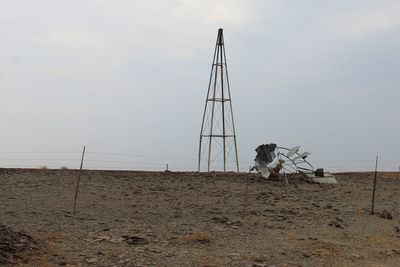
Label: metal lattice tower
xmin=198 ymin=28 xmax=239 ymax=172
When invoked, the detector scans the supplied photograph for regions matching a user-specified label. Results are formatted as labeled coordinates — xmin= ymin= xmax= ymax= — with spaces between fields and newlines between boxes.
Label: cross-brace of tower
xmin=198 ymin=28 xmax=239 ymax=172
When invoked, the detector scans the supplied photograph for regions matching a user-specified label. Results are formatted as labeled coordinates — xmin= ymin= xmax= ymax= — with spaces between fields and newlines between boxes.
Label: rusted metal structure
xmin=198 ymin=28 xmax=239 ymax=172
xmin=251 ymin=143 xmax=337 ymax=184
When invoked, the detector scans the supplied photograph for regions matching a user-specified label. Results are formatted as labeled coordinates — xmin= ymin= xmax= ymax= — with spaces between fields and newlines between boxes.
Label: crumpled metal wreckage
xmin=251 ymin=143 xmax=337 ymax=184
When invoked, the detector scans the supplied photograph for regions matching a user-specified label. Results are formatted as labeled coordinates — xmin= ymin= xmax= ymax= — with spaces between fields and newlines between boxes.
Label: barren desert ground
xmin=1 ymin=169 xmax=400 ymax=266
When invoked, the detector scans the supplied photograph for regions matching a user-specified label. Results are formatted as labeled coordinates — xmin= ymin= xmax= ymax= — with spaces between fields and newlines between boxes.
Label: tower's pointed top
xmin=217 ymin=28 xmax=224 ymax=45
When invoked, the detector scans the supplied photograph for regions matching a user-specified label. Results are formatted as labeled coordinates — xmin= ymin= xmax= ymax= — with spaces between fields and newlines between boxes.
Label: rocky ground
xmin=0 ymin=224 xmax=41 ymax=265
xmin=1 ymin=168 xmax=400 ymax=266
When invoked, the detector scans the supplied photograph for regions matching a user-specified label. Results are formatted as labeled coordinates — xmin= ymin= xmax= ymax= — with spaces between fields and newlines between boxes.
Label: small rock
xmin=85 ymin=258 xmax=98 ymax=264
xmin=212 ymin=216 xmax=229 ymax=224
xmin=121 ymin=235 xmax=147 ymax=245
xmin=391 ymin=249 xmax=400 ymax=255
xmin=379 ymin=210 xmax=393 ymax=220
xmin=227 ymin=253 xmax=241 ymax=260
xmin=335 ymin=217 xmax=343 ymax=222
xmin=252 ymin=257 xmax=269 ymax=267
xmin=228 ymin=219 xmax=242 ymax=226
xmin=253 ymin=257 xmax=266 ymax=262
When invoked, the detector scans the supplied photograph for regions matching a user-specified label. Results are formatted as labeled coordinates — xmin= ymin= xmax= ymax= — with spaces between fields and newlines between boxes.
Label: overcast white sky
xmin=0 ymin=0 xmax=399 ymax=171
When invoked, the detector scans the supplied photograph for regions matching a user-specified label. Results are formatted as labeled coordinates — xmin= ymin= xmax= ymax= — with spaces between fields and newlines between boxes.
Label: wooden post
xmin=73 ymin=146 xmax=86 ymax=213
xmin=371 ymin=155 xmax=379 ymax=214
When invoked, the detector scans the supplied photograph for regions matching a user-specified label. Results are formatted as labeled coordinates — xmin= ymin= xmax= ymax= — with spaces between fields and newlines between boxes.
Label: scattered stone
xmin=335 ymin=217 xmax=343 ymax=222
xmin=227 ymin=253 xmax=241 ymax=260
xmin=329 ymin=221 xmax=342 ymax=228
xmin=302 ymin=253 xmax=311 ymax=258
xmin=351 ymin=253 xmax=362 ymax=259
xmin=395 ymin=226 xmax=400 ymax=237
xmin=329 ymin=217 xmax=345 ymax=228
xmin=121 ymin=235 xmax=148 ymax=245
xmin=0 ymin=225 xmax=41 ymax=265
xmin=379 ymin=210 xmax=393 ymax=220
xmin=85 ymin=257 xmax=98 ymax=264
xmin=391 ymin=249 xmax=400 ymax=255
xmin=228 ymin=219 xmax=243 ymax=226
xmin=252 ymin=257 xmax=269 ymax=267
xmin=212 ymin=216 xmax=229 ymax=224
xmin=252 ymin=263 xmax=268 ymax=267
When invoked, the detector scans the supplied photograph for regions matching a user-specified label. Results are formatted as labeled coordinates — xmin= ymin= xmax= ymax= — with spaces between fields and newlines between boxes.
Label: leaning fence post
xmin=371 ymin=155 xmax=379 ymax=214
xmin=73 ymin=146 xmax=86 ymax=213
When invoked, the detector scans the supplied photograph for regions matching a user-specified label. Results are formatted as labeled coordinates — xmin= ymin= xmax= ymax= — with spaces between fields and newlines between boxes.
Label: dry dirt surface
xmin=1 ymin=168 xmax=400 ymax=267
xmin=0 ymin=224 xmax=41 ymax=265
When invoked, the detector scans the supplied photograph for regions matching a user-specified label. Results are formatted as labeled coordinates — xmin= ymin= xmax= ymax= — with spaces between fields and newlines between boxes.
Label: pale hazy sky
xmin=0 ymin=0 xmax=399 ymax=171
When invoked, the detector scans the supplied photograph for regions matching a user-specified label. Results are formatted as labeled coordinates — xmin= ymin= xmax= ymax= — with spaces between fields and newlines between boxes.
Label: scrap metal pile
xmin=250 ymin=143 xmax=336 ymax=184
